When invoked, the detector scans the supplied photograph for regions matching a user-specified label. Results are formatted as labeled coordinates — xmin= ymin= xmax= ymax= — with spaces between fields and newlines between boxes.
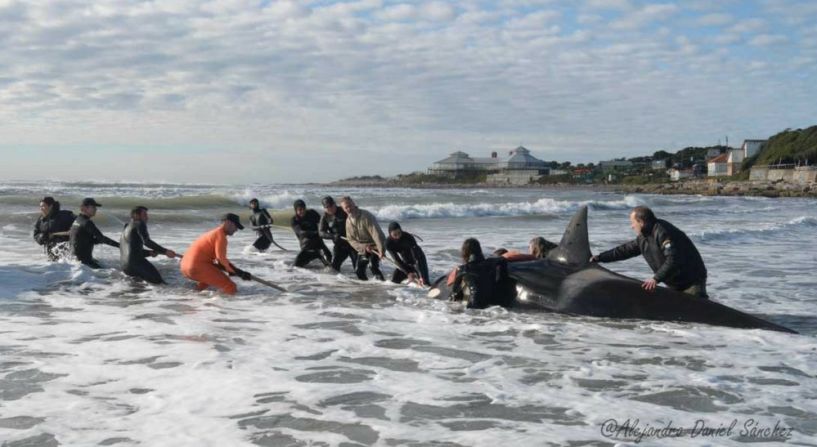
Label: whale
xmin=429 ymin=206 xmax=797 ymax=334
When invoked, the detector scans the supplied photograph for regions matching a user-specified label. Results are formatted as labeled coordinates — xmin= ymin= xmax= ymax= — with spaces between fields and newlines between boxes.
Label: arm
xmin=318 ymin=214 xmax=334 ymax=240
xmin=387 ymin=240 xmax=413 ymax=273
xmin=596 ymin=239 xmax=640 ymax=263
xmin=33 ymin=219 xmax=46 ymax=245
xmin=651 ymin=228 xmax=678 ymax=283
xmin=89 ymin=220 xmax=120 ymax=248
xmin=214 ymin=231 xmax=235 ymax=274
xmin=366 ymin=212 xmax=387 ymax=255
xmin=138 ymin=223 xmax=168 ymax=254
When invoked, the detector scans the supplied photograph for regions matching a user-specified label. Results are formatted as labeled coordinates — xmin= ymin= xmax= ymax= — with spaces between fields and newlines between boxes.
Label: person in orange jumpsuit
xmin=181 ymin=213 xmax=251 ymax=295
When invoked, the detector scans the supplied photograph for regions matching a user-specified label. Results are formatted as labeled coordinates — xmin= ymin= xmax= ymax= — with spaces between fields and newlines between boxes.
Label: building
xmin=707 ymin=153 xmax=729 ymax=177
xmin=669 ymin=168 xmax=693 ymax=182
xmin=726 ymin=148 xmax=744 ymax=176
xmin=429 ymin=146 xmax=550 ymax=180
xmin=741 ymin=139 xmax=766 ymax=159
xmin=652 ymin=159 xmax=669 ymax=170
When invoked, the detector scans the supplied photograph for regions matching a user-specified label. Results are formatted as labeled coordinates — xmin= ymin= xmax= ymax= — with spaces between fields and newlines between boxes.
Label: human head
xmin=529 ymin=237 xmax=558 ymax=259
xmin=80 ymin=198 xmax=102 ymax=217
xmin=293 ymin=199 xmax=306 ymax=218
xmin=339 ymin=196 xmax=357 ymax=215
xmin=221 ymin=213 xmax=244 ymax=235
xmin=388 ymin=221 xmax=402 ymax=239
xmin=322 ymin=196 xmax=337 ymax=215
xmin=39 ymin=196 xmax=56 ymax=216
xmin=131 ymin=206 xmax=149 ymax=222
xmin=460 ymin=238 xmax=485 ymax=263
xmin=249 ymin=198 xmax=259 ymax=210
xmin=629 ymin=206 xmax=656 ymax=235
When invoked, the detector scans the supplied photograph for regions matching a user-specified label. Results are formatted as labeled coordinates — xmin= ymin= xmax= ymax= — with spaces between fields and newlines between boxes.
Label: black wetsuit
xmin=597 ymin=218 xmax=708 ymax=296
xmin=386 ymin=233 xmax=430 ymax=285
xmin=69 ymin=214 xmax=120 ymax=269
xmin=291 ymin=209 xmax=332 ymax=268
xmin=33 ymin=204 xmax=76 ymax=261
xmin=120 ymin=220 xmax=169 ymax=284
xmin=319 ymin=208 xmax=357 ymax=272
xmin=249 ymin=208 xmax=274 ymax=251
xmin=451 ymin=257 xmax=517 ymax=309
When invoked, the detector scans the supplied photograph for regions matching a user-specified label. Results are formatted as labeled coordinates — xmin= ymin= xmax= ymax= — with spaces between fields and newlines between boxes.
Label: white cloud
xmin=749 ymin=33 xmax=789 ymax=46
xmin=419 ymin=1 xmax=456 ymax=22
xmin=696 ymin=12 xmax=732 ymax=26
xmin=610 ymin=3 xmax=680 ymax=30
xmin=585 ymin=0 xmax=632 ymax=11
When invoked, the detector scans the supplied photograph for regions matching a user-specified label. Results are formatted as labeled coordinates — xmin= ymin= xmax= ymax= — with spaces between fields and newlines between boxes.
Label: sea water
xmin=1 ymin=181 xmax=815 ymax=446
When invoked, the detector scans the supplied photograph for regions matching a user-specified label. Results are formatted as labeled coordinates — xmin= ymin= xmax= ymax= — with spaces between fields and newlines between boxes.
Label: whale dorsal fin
xmin=546 ymin=205 xmax=592 ymax=266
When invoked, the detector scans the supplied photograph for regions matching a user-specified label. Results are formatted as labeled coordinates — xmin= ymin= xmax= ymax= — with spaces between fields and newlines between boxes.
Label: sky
xmin=0 ymin=0 xmax=815 ymax=184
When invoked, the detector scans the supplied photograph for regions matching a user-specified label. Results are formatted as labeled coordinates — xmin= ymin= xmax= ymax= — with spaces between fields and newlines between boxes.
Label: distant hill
xmin=753 ymin=125 xmax=817 ymax=166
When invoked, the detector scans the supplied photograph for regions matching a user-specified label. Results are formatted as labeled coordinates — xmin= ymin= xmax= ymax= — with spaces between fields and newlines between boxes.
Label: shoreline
xmin=329 ymin=179 xmax=817 ymax=198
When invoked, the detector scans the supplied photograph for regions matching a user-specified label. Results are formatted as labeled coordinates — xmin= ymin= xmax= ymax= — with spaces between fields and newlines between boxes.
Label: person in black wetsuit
xmin=69 ymin=198 xmax=120 ymax=269
xmin=385 ymin=222 xmax=430 ymax=286
xmin=318 ymin=195 xmax=357 ymax=272
xmin=33 ymin=196 xmax=76 ymax=261
xmin=529 ymin=237 xmax=557 ymax=259
xmin=120 ymin=206 xmax=178 ymax=284
xmin=291 ymin=199 xmax=332 ymax=268
xmin=591 ymin=205 xmax=708 ymax=298
xmin=449 ymin=238 xmax=517 ymax=309
xmin=248 ymin=198 xmax=275 ymax=251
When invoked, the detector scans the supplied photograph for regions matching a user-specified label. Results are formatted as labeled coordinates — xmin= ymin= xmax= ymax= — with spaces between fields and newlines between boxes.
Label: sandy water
xmin=1 ymin=182 xmax=816 ymax=446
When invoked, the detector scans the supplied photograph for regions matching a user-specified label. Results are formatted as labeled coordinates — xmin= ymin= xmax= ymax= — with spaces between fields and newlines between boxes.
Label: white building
xmin=669 ymin=168 xmax=693 ymax=181
xmin=428 ymin=146 xmax=549 ymax=176
xmin=707 ymin=153 xmax=730 ymax=177
xmin=741 ymin=139 xmax=765 ymax=158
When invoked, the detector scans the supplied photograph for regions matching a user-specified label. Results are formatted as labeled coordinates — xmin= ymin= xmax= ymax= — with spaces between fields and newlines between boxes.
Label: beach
xmin=1 ymin=181 xmax=816 ymax=446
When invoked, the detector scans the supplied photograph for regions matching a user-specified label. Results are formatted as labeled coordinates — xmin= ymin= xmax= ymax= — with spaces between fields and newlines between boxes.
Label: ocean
xmin=1 ymin=181 xmax=816 ymax=446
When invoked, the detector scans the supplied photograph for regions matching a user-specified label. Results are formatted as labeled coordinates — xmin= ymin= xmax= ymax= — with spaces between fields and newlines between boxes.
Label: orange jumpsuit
xmin=180 ymin=227 xmax=237 ymax=295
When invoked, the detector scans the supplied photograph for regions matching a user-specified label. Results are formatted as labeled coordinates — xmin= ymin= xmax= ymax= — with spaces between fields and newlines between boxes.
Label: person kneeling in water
xmin=120 ymin=206 xmax=177 ymax=284
xmin=180 ymin=213 xmax=251 ymax=295
xmin=448 ymin=238 xmax=517 ymax=309
xmin=386 ymin=222 xmax=430 ymax=286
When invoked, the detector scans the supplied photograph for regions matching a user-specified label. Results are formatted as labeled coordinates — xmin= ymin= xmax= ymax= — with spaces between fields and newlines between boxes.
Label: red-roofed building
xmin=707 ymin=153 xmax=730 ymax=177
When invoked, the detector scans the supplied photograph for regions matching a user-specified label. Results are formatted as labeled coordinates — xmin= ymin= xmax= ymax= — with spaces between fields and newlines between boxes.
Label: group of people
xmin=32 ymin=195 xmax=431 ymax=296
xmin=33 ymin=195 xmax=708 ymax=304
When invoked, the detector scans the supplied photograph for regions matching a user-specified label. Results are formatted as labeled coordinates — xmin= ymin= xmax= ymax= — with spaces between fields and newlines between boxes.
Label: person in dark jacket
xmin=248 ymin=198 xmax=275 ymax=251
xmin=318 ymin=196 xmax=357 ymax=272
xmin=291 ymin=199 xmax=331 ymax=268
xmin=120 ymin=206 xmax=177 ymax=284
xmin=69 ymin=198 xmax=120 ymax=269
xmin=386 ymin=222 xmax=430 ymax=286
xmin=449 ymin=238 xmax=516 ymax=309
xmin=591 ymin=206 xmax=708 ymax=298
xmin=33 ymin=196 xmax=76 ymax=261
xmin=529 ymin=237 xmax=557 ymax=259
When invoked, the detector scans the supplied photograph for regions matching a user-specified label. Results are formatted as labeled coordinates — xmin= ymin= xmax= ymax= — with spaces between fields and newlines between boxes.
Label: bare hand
xmin=589 ymin=255 xmax=599 ymax=263
xmin=642 ymin=278 xmax=657 ymax=292
xmin=165 ymin=250 xmax=177 ymax=259
xmin=407 ymin=272 xmax=418 ymax=284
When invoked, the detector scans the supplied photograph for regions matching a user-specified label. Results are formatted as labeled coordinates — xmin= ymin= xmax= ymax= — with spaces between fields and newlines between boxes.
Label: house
xmin=598 ymin=159 xmax=633 ymax=171
xmin=726 ymin=148 xmax=744 ymax=176
xmin=741 ymin=139 xmax=766 ymax=159
xmin=652 ymin=159 xmax=669 ymax=170
xmin=707 ymin=153 xmax=730 ymax=177
xmin=669 ymin=168 xmax=693 ymax=181
xmin=430 ymin=146 xmax=550 ymax=183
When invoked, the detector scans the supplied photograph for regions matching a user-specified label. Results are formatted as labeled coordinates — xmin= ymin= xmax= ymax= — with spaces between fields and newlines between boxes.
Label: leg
xmin=355 ymin=254 xmax=369 ymax=280
xmin=391 ymin=269 xmax=408 ymax=284
xmin=415 ymin=250 xmax=430 ymax=285
xmin=187 ymin=264 xmax=237 ymax=295
xmin=369 ymin=255 xmax=385 ymax=281
xmin=295 ymin=250 xmax=322 ymax=267
xmin=331 ymin=244 xmax=350 ymax=272
xmin=131 ymin=261 xmax=165 ymax=284
xmin=81 ymin=258 xmax=103 ymax=269
xmin=253 ymin=236 xmax=272 ymax=251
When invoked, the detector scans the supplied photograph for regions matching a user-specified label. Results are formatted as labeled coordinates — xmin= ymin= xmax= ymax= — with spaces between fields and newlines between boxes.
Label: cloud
xmin=748 ymin=33 xmax=789 ymax=46
xmin=696 ymin=13 xmax=732 ymax=26
xmin=610 ymin=3 xmax=680 ymax=30
xmin=0 ymin=0 xmax=814 ymax=183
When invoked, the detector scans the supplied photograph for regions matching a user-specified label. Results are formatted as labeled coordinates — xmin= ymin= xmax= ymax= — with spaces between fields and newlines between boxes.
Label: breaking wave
xmin=695 ymin=216 xmax=817 ymax=241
